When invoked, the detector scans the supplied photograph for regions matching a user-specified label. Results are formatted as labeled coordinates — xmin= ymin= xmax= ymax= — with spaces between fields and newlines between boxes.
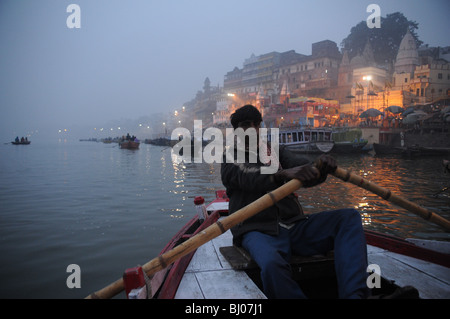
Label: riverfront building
xmin=223 ymin=34 xmax=449 ymax=127
xmin=186 ymin=32 xmax=449 ymax=130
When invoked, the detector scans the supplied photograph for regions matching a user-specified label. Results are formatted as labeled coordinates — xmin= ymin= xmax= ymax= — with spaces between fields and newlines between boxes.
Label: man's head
xmin=230 ymin=104 xmax=262 ymax=130
xmin=227 ymin=105 xmax=279 ymax=174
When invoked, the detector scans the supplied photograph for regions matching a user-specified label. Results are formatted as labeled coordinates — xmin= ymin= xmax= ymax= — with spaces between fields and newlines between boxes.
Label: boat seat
xmin=219 ymin=246 xmax=335 ymax=281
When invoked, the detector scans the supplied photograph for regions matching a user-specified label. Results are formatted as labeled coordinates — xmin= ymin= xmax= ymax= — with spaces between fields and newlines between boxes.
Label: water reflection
xmin=298 ymin=154 xmax=449 ymax=240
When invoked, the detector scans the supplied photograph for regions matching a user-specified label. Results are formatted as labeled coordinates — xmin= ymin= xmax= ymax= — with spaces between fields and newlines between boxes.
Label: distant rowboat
xmin=11 ymin=141 xmax=30 ymax=145
xmin=119 ymin=140 xmax=140 ymax=149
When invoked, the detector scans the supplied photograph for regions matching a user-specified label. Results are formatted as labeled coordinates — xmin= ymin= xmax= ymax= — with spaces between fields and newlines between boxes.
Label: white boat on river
xmin=277 ymin=127 xmax=334 ymax=153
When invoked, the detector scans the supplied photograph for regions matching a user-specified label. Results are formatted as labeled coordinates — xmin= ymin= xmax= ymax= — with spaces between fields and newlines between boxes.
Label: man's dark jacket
xmin=221 ymin=145 xmax=310 ymax=246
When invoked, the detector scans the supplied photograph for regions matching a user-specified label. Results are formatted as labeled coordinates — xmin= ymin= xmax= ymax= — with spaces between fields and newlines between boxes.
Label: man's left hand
xmin=316 ymin=154 xmax=337 ymax=176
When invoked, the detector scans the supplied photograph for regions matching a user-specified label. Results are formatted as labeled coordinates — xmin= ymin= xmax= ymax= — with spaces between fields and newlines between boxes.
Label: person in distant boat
xmin=15 ymin=136 xmax=19 ymax=143
xmin=221 ymin=105 xmax=371 ymax=299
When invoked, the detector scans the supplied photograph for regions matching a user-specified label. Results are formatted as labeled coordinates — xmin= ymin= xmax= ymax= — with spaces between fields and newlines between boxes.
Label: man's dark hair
xmin=230 ymin=104 xmax=263 ymax=129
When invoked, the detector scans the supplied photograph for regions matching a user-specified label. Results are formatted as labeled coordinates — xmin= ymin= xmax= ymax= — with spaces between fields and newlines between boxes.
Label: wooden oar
xmin=331 ymin=167 xmax=450 ymax=232
xmin=85 ymin=178 xmax=303 ymax=299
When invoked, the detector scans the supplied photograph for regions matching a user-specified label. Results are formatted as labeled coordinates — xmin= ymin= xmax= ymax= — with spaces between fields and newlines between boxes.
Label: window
xmin=438 ymin=73 xmax=443 ymax=79
xmin=404 ymin=77 xmax=408 ymax=83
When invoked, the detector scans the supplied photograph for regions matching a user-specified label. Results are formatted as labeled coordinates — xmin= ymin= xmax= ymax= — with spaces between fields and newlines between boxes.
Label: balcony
xmin=410 ymin=77 xmax=430 ymax=84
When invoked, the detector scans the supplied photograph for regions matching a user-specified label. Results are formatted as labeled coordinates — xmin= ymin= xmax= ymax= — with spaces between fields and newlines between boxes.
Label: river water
xmin=0 ymin=140 xmax=449 ymax=298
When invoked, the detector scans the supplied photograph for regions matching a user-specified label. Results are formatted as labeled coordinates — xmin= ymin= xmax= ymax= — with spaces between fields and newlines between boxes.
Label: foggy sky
xmin=1 ymin=0 xmax=449 ymax=141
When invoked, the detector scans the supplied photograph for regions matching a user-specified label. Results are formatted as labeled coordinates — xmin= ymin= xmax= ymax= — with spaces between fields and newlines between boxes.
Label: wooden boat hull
xmin=119 ymin=141 xmax=140 ymax=149
xmin=332 ymin=141 xmax=369 ymax=154
xmin=285 ymin=141 xmax=334 ymax=154
xmin=405 ymin=146 xmax=450 ymax=156
xmin=144 ymin=138 xmax=173 ymax=146
xmin=150 ymin=211 xmax=450 ymax=299
xmin=121 ymin=190 xmax=450 ymax=299
xmin=11 ymin=141 xmax=30 ymax=145
xmin=123 ymin=191 xmax=449 ymax=299
xmin=278 ymin=128 xmax=334 ymax=154
xmin=374 ymin=143 xmax=450 ymax=157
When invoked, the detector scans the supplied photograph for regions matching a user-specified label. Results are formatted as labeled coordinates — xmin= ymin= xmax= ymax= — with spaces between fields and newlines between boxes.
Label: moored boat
xmin=330 ymin=128 xmax=369 ymax=154
xmin=144 ymin=137 xmax=176 ymax=146
xmin=374 ymin=127 xmax=450 ymax=157
xmin=404 ymin=145 xmax=450 ymax=156
xmin=119 ymin=191 xmax=450 ymax=299
xmin=374 ymin=143 xmax=450 ymax=157
xmin=331 ymin=140 xmax=369 ymax=154
xmin=278 ymin=128 xmax=334 ymax=154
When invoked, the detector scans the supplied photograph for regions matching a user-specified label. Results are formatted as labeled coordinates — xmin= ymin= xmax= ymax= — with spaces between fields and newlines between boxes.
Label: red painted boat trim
xmin=365 ymin=229 xmax=450 ymax=268
xmin=156 ymin=210 xmax=221 ymax=299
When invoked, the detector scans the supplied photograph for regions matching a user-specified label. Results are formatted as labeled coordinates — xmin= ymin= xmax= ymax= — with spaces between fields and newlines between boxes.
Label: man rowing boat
xmin=221 ymin=105 xmax=417 ymax=299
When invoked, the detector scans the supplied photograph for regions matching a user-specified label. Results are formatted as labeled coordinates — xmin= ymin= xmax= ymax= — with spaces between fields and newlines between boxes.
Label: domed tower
xmin=350 ymin=40 xmax=376 ymax=69
xmin=394 ymin=29 xmax=419 ymax=75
